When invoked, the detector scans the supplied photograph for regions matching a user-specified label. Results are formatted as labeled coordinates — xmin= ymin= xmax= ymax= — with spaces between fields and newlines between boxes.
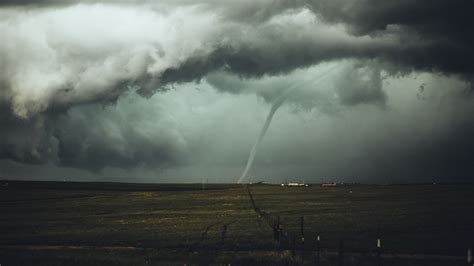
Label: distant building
xmin=321 ymin=182 xmax=337 ymax=187
xmin=281 ymin=182 xmax=309 ymax=187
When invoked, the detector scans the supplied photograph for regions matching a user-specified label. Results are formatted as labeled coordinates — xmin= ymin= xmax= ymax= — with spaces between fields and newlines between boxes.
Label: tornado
xmin=237 ymin=64 xmax=340 ymax=184
xmin=237 ymin=93 xmax=288 ymax=184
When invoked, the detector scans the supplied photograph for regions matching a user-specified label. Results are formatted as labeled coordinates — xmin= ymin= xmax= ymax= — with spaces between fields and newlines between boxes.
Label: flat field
xmin=0 ymin=181 xmax=473 ymax=265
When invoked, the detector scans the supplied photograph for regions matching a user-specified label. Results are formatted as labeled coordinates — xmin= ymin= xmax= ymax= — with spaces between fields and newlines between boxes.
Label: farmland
xmin=0 ymin=181 xmax=473 ymax=265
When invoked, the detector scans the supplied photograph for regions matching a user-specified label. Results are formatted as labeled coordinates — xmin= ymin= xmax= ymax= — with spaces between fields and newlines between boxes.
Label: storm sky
xmin=1 ymin=1 xmax=474 ymax=183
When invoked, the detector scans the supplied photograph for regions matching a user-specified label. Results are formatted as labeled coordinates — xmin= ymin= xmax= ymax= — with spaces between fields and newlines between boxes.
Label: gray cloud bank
xmin=1 ymin=1 xmax=474 ymax=182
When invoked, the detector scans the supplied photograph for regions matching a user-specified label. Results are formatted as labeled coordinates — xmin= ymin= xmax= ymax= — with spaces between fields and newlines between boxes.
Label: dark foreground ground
xmin=0 ymin=181 xmax=473 ymax=265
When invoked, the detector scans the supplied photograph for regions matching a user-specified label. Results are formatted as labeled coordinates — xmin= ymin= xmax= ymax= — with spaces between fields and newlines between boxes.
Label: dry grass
xmin=0 ymin=181 xmax=472 ymax=265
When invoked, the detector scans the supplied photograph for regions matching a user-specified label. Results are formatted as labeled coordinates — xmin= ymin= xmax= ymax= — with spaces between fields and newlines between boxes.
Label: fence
xmin=245 ymin=185 xmax=472 ymax=266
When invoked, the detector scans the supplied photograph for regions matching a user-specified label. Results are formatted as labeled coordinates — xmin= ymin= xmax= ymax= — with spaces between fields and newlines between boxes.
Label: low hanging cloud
xmin=1 ymin=1 xmax=474 ymax=181
xmin=2 ymin=71 xmax=473 ymax=181
xmin=2 ymin=1 xmax=473 ymax=117
xmin=334 ymin=62 xmax=385 ymax=106
xmin=1 ymin=4 xmax=223 ymax=117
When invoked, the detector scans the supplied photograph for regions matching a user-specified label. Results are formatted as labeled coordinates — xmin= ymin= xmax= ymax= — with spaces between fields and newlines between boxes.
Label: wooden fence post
xmin=339 ymin=237 xmax=344 ymax=266
xmin=376 ymin=237 xmax=382 ymax=266
xmin=301 ymin=216 xmax=304 ymax=264
xmin=277 ymin=216 xmax=282 ymax=250
xmin=292 ymin=233 xmax=296 ymax=260
xmin=468 ymin=247 xmax=472 ymax=265
xmin=316 ymin=234 xmax=320 ymax=266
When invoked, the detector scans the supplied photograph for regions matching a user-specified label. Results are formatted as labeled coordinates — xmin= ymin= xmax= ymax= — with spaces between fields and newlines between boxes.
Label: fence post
xmin=468 ymin=247 xmax=472 ymax=265
xmin=339 ymin=237 xmax=344 ymax=266
xmin=301 ymin=216 xmax=304 ymax=264
xmin=376 ymin=237 xmax=382 ymax=266
xmin=316 ymin=234 xmax=320 ymax=266
xmin=292 ymin=233 xmax=296 ymax=260
xmin=278 ymin=217 xmax=283 ymax=250
xmin=277 ymin=215 xmax=282 ymax=250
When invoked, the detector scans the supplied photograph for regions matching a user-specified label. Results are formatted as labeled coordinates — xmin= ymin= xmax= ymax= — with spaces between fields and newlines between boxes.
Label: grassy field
xmin=0 ymin=181 xmax=473 ymax=265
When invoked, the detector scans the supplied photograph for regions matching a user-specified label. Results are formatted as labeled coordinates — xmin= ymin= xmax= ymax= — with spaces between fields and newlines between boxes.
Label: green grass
xmin=0 ymin=181 xmax=473 ymax=265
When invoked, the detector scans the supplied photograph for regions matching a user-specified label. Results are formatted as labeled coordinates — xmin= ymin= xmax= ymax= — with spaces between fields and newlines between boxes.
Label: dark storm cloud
xmin=1 ymin=0 xmax=474 ymax=180
xmin=2 ymin=0 xmax=473 ymax=78
xmin=307 ymin=0 xmax=474 ymax=75
xmin=0 ymin=106 xmax=58 ymax=164
xmin=363 ymin=90 xmax=474 ymax=181
xmin=1 ymin=1 xmax=473 ymax=117
xmin=334 ymin=62 xmax=385 ymax=106
xmin=159 ymin=0 xmax=474 ymax=79
xmin=53 ymin=103 xmax=186 ymax=172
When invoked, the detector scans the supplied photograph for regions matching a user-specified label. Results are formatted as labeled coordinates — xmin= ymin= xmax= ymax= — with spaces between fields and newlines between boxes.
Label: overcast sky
xmin=1 ymin=1 xmax=473 ymax=183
